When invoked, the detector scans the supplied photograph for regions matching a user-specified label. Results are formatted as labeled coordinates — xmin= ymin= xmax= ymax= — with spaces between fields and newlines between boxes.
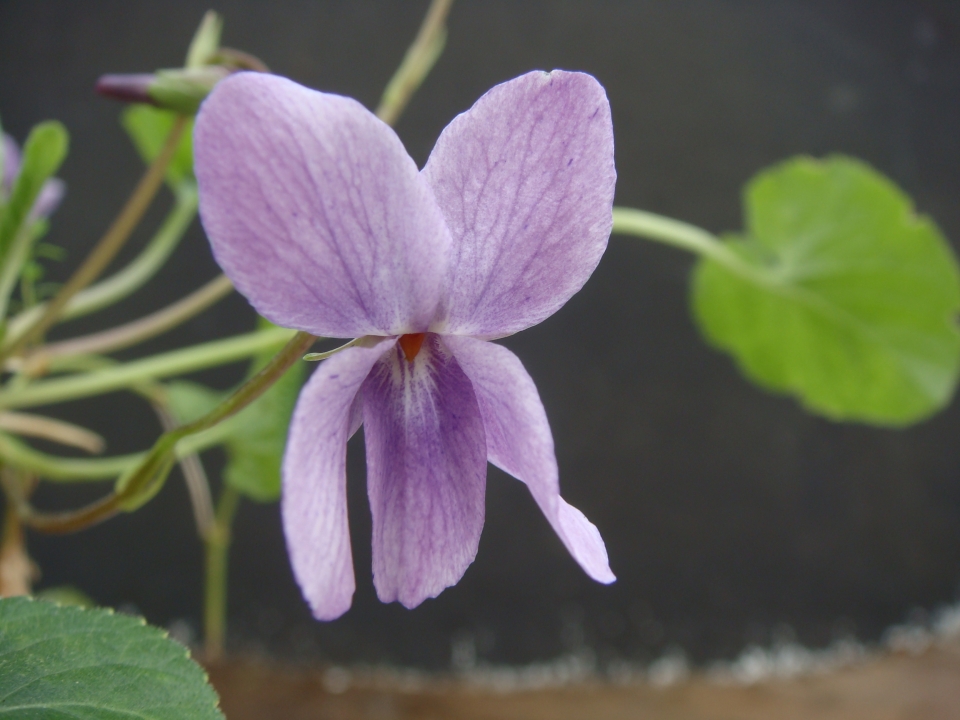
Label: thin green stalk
xmin=0 ymin=223 xmax=36 ymax=320
xmin=17 ymin=331 xmax=316 ymax=533
xmin=4 ymin=183 xmax=198 ymax=343
xmin=1 ymin=117 xmax=188 ymax=364
xmin=22 ymin=274 xmax=233 ymax=371
xmin=0 ymin=422 xmax=233 ymax=483
xmin=0 ymin=326 xmax=295 ymax=410
xmin=611 ymin=207 xmax=774 ymax=288
xmin=0 ymin=411 xmax=104 ymax=454
xmin=376 ymin=0 xmax=454 ymax=126
xmin=203 ymin=485 xmax=240 ymax=662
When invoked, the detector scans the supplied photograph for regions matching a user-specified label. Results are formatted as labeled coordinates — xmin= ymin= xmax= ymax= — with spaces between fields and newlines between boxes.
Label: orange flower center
xmin=398 ymin=333 xmax=427 ymax=362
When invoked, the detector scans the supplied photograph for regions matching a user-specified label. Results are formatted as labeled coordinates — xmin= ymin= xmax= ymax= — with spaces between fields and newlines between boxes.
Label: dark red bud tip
xmin=95 ymin=74 xmax=157 ymax=104
xmin=398 ymin=333 xmax=427 ymax=362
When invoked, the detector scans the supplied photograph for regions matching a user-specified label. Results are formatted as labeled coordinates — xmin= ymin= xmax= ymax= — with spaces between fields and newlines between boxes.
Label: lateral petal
xmin=445 ymin=336 xmax=615 ymax=583
xmin=362 ymin=335 xmax=487 ymax=608
xmin=423 ymin=70 xmax=616 ymax=337
xmin=195 ymin=73 xmax=451 ymax=338
xmin=282 ymin=337 xmax=394 ymax=620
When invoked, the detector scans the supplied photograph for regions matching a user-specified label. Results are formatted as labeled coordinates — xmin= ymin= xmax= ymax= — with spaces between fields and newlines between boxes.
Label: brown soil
xmin=207 ymin=638 xmax=960 ymax=720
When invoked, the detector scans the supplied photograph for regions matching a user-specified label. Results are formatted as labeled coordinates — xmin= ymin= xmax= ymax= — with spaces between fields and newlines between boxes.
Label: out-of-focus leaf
xmin=692 ymin=155 xmax=960 ymax=426
xmin=0 ymin=596 xmax=223 ymax=719
xmin=165 ymin=320 xmax=305 ymax=502
xmin=35 ymin=585 xmax=95 ymax=608
xmin=0 ymin=121 xmax=68 ymax=263
xmin=166 ymin=379 xmax=223 ymax=424
xmin=121 ymin=104 xmax=194 ymax=187
xmin=221 ymin=325 xmax=305 ymax=502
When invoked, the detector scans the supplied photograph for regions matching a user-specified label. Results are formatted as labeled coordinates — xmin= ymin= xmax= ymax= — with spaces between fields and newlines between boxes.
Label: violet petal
xmin=362 ymin=335 xmax=487 ymax=608
xmin=2 ymin=134 xmax=20 ymax=194
xmin=31 ymin=177 xmax=65 ymax=219
xmin=445 ymin=335 xmax=615 ymax=583
xmin=423 ymin=70 xmax=616 ymax=337
xmin=195 ymin=72 xmax=451 ymax=338
xmin=282 ymin=337 xmax=394 ymax=620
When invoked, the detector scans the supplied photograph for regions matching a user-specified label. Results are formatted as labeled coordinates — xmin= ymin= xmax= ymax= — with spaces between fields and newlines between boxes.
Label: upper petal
xmin=423 ymin=70 xmax=616 ymax=337
xmin=282 ymin=337 xmax=394 ymax=620
xmin=444 ymin=335 xmax=615 ymax=583
xmin=195 ymin=73 xmax=451 ymax=338
xmin=362 ymin=335 xmax=487 ymax=608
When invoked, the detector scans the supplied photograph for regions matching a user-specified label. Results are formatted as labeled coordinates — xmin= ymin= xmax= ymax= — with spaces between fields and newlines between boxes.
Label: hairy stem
xmin=203 ymin=485 xmax=240 ymax=663
xmin=1 ymin=117 xmax=188 ymax=363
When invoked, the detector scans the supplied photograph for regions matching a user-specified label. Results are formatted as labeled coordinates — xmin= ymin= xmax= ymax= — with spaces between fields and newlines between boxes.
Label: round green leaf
xmin=0 ymin=596 xmax=223 ymax=719
xmin=692 ymin=155 xmax=960 ymax=426
xmin=121 ymin=105 xmax=194 ymax=188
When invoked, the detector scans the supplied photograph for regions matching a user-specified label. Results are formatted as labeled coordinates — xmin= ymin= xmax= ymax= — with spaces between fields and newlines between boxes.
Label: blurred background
xmin=1 ymin=0 xmax=959 ymax=669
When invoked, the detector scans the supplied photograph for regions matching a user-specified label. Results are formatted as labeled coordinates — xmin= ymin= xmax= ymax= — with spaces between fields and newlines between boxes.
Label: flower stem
xmin=0 ymin=326 xmax=295 ymax=411
xmin=0 ymin=411 xmax=104 ymax=454
xmin=4 ymin=183 xmax=199 ymax=344
xmin=16 ymin=331 xmax=316 ymax=534
xmin=0 ymin=117 xmax=188 ymax=364
xmin=203 ymin=485 xmax=239 ymax=663
xmin=20 ymin=274 xmax=233 ymax=372
xmin=0 ymin=223 xmax=37 ymax=321
xmin=611 ymin=207 xmax=773 ymax=287
xmin=376 ymin=0 xmax=454 ymax=126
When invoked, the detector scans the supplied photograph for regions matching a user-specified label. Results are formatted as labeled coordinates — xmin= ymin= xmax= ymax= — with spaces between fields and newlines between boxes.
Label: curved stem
xmin=5 ymin=184 xmax=199 ymax=341
xmin=0 ymin=117 xmax=188 ymax=363
xmin=0 ymin=326 xmax=295 ymax=410
xmin=16 ymin=331 xmax=317 ymax=533
xmin=154 ymin=402 xmax=214 ymax=541
xmin=0 ymin=431 xmax=140 ymax=480
xmin=0 ymin=223 xmax=36 ymax=320
xmin=376 ymin=0 xmax=454 ymax=126
xmin=0 ymin=411 xmax=104 ymax=454
xmin=303 ymin=336 xmax=362 ymax=361
xmin=203 ymin=485 xmax=239 ymax=662
xmin=19 ymin=274 xmax=233 ymax=372
xmin=611 ymin=207 xmax=773 ymax=287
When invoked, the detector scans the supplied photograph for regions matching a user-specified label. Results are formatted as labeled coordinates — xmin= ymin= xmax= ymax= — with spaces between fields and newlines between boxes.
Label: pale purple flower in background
xmin=2 ymin=133 xmax=65 ymax=219
xmin=195 ymin=70 xmax=617 ymax=619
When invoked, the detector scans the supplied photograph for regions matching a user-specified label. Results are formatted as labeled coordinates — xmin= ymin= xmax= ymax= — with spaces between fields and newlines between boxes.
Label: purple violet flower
xmin=3 ymin=133 xmax=65 ymax=219
xmin=194 ymin=70 xmax=617 ymax=619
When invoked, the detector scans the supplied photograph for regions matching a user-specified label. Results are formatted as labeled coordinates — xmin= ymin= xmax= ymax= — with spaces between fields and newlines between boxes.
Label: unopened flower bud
xmin=96 ymin=66 xmax=231 ymax=115
xmin=95 ymin=74 xmax=155 ymax=105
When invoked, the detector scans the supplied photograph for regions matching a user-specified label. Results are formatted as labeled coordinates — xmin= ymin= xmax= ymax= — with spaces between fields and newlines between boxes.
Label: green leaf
xmin=0 ymin=596 xmax=223 ymax=719
xmin=121 ymin=105 xmax=194 ymax=188
xmin=166 ymin=379 xmax=223 ymax=424
xmin=222 ymin=332 xmax=305 ymax=502
xmin=35 ymin=585 xmax=95 ymax=608
xmin=692 ymin=155 xmax=960 ymax=426
xmin=165 ymin=322 xmax=305 ymax=502
xmin=0 ymin=121 xmax=68 ymax=264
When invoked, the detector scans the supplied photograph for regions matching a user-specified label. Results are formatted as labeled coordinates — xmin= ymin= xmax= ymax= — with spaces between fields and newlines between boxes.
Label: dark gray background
xmin=1 ymin=0 xmax=959 ymax=668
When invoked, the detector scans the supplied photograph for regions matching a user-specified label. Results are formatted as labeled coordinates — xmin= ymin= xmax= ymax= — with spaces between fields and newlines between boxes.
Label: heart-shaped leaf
xmin=692 ymin=155 xmax=960 ymax=426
